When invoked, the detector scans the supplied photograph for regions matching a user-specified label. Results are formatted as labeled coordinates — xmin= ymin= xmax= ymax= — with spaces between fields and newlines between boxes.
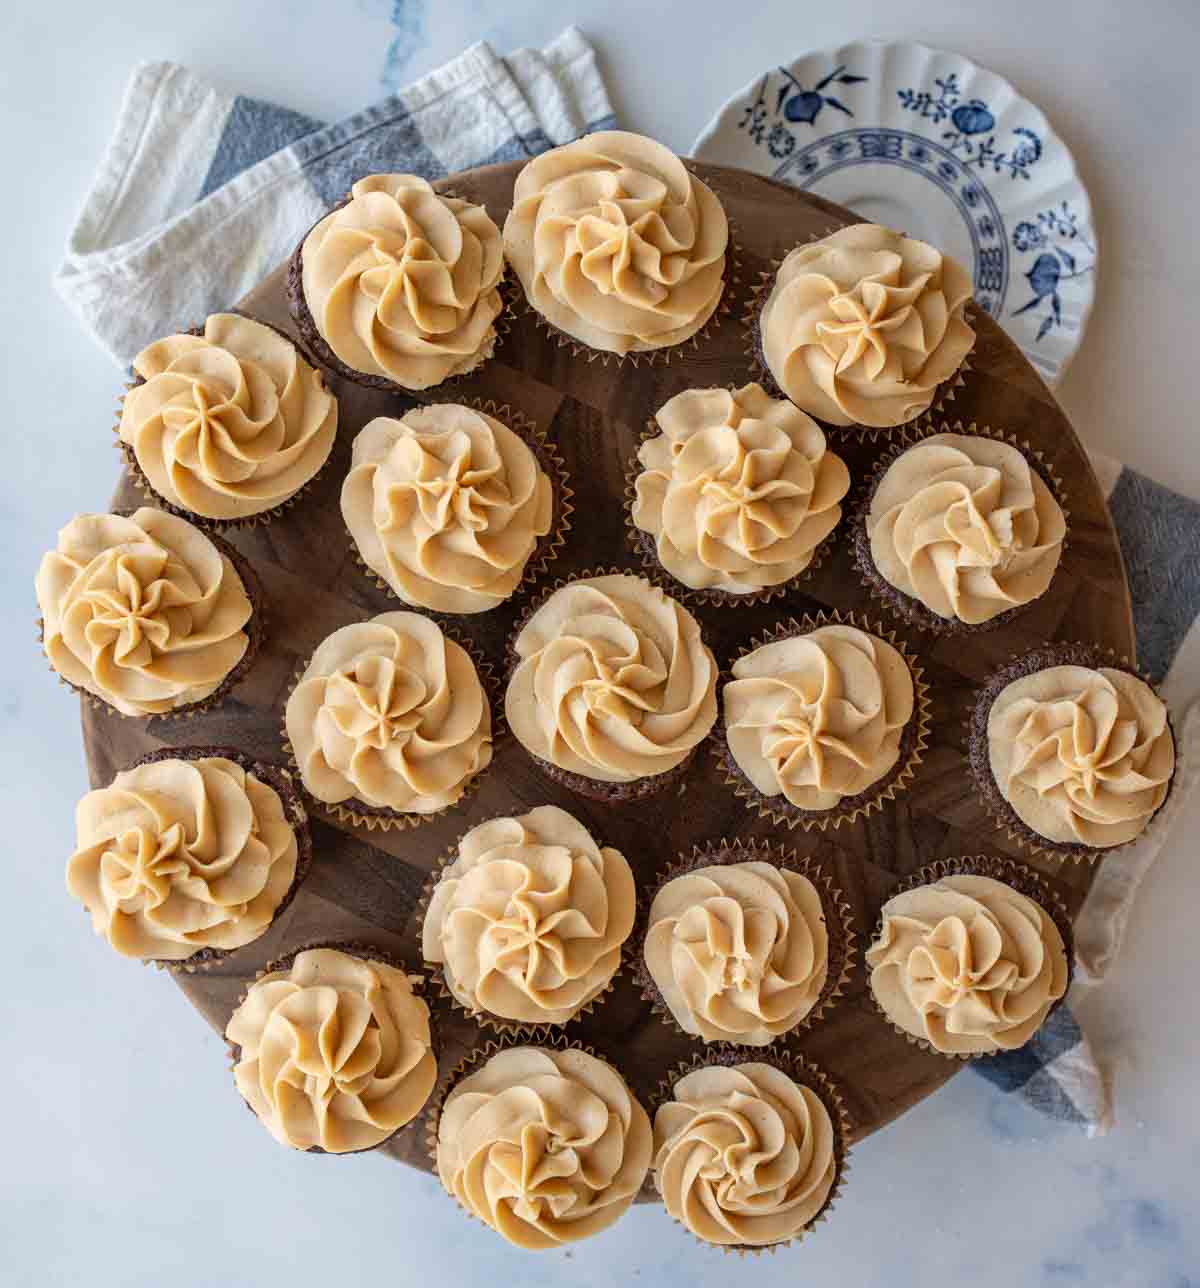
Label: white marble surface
xmin=3 ymin=2 xmax=1199 ymax=1285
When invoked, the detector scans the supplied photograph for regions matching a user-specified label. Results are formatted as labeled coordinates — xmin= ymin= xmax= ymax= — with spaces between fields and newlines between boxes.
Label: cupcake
xmin=969 ymin=646 xmax=1175 ymax=860
xmin=505 ymin=572 xmax=718 ymax=801
xmin=503 ymin=131 xmax=729 ymax=360
xmin=717 ymin=615 xmax=929 ymax=830
xmin=342 ymin=402 xmax=566 ymax=613
xmin=284 ymin=611 xmax=493 ymax=829
xmin=66 ymin=748 xmax=309 ymax=968
xmin=36 ymin=508 xmax=260 ymax=718
xmin=421 ymin=805 xmax=635 ymax=1031
xmin=638 ymin=841 xmax=852 ymax=1045
xmin=118 ymin=313 xmax=337 ymax=525
xmin=288 ymin=173 xmax=504 ymax=392
xmin=226 ymin=944 xmax=436 ymax=1153
xmin=652 ymin=1053 xmax=847 ymax=1250
xmin=627 ymin=382 xmax=849 ymax=603
xmin=755 ymin=223 xmax=974 ymax=430
xmin=865 ymin=861 xmax=1070 ymax=1057
xmin=855 ymin=428 xmax=1067 ymax=633
xmin=431 ymin=1041 xmax=652 ymax=1248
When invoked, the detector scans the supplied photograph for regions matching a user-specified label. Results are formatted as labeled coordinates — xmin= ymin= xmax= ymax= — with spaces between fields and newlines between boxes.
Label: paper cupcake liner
xmin=414 ymin=826 xmax=625 ymax=1038
xmin=966 ymin=642 xmax=1176 ymax=864
xmin=634 ymin=836 xmax=856 ymax=1045
xmin=503 ymin=566 xmax=717 ymax=802
xmin=865 ymin=855 xmax=1075 ymax=1061
xmin=851 ymin=418 xmax=1071 ymax=636
xmin=38 ymin=518 xmax=267 ymax=722
xmin=113 ymin=314 xmax=338 ymax=531
xmin=649 ymin=1046 xmax=852 ymax=1255
xmin=281 ymin=621 xmax=504 ymax=833
xmin=286 ymin=186 xmax=509 ymax=397
xmin=741 ymin=231 xmax=973 ymax=436
xmin=621 ymin=403 xmax=841 ymax=609
xmin=226 ymin=938 xmax=436 ymax=1155
xmin=714 ymin=610 xmax=931 ymax=832
xmin=514 ymin=220 xmax=744 ymax=370
xmin=346 ymin=397 xmax=574 ymax=613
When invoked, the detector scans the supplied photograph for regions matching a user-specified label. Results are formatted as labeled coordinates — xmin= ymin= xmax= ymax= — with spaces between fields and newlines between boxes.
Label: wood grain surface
xmin=80 ymin=160 xmax=1133 ymax=1180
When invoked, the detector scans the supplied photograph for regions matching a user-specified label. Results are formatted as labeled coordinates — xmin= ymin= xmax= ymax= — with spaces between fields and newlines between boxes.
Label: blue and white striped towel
xmin=52 ymin=27 xmax=1199 ymax=1135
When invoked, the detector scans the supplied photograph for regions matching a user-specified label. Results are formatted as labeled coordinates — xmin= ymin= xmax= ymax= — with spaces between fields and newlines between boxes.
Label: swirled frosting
xmin=632 ymin=383 xmax=849 ymax=593
xmin=987 ymin=665 xmax=1174 ymax=848
xmin=285 ymin=611 xmax=492 ymax=814
xmin=422 ymin=806 xmax=635 ymax=1024
xmin=643 ymin=861 xmax=828 ymax=1044
xmin=503 ymin=131 xmax=728 ymax=355
xmin=342 ymin=405 xmax=553 ymax=613
xmin=436 ymin=1045 xmax=651 ymax=1248
xmin=866 ymin=873 xmax=1068 ymax=1055
xmin=505 ymin=574 xmax=718 ymax=783
xmin=36 ymin=508 xmax=252 ymax=717
xmin=120 ymin=314 xmax=337 ymax=520
xmin=67 ymin=756 xmax=299 ymax=960
xmin=867 ymin=433 xmax=1066 ymax=624
xmin=653 ymin=1062 xmax=837 ymax=1246
xmin=226 ymin=947 xmax=435 ymax=1152
xmin=724 ymin=624 xmax=915 ymax=811
xmin=300 ymin=174 xmax=503 ymax=389
xmin=760 ymin=224 xmax=975 ymax=428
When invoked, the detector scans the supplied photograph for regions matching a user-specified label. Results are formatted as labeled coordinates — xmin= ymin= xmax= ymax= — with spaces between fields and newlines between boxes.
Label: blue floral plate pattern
xmin=693 ymin=40 xmax=1096 ymax=384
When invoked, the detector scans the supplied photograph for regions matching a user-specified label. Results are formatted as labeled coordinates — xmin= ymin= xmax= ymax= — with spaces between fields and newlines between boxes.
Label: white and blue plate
xmin=693 ymin=40 xmax=1096 ymax=385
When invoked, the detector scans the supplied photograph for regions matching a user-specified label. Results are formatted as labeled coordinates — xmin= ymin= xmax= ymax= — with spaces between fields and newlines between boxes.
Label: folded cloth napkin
xmin=54 ymin=27 xmax=1199 ymax=1135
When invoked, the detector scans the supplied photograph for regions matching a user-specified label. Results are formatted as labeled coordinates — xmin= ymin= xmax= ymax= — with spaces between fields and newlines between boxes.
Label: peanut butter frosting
xmin=866 ymin=873 xmax=1068 ymax=1055
xmin=653 ymin=1062 xmax=837 ymax=1246
xmin=300 ymin=174 xmax=504 ymax=389
xmin=724 ymin=625 xmax=915 ymax=811
xmin=226 ymin=947 xmax=435 ymax=1152
xmin=632 ymin=383 xmax=849 ymax=594
xmin=760 ymin=223 xmax=975 ymax=428
xmin=987 ymin=665 xmax=1174 ymax=848
xmin=342 ymin=405 xmax=553 ymax=613
xmin=285 ymin=611 xmax=492 ymax=815
xmin=505 ymin=574 xmax=718 ymax=783
xmin=67 ymin=756 xmax=298 ymax=961
xmin=503 ymin=131 xmax=728 ymax=355
xmin=436 ymin=1045 xmax=652 ymax=1248
xmin=423 ymin=806 xmax=635 ymax=1025
xmin=643 ymin=861 xmax=829 ymax=1045
xmin=120 ymin=314 xmax=337 ymax=520
xmin=36 ymin=508 xmax=252 ymax=717
xmin=867 ymin=433 xmax=1066 ymax=624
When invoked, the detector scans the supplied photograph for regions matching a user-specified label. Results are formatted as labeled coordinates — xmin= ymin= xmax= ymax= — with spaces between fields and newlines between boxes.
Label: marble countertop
xmin=3 ymin=2 xmax=1198 ymax=1285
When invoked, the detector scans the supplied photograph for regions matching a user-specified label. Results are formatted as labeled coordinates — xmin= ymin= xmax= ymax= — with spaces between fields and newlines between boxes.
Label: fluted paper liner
xmin=865 ymin=855 xmax=1075 ymax=1061
xmin=967 ymin=642 xmax=1176 ymax=864
xmin=634 ymin=836 xmax=856 ymax=1044
xmin=37 ymin=515 xmax=266 ymax=722
xmin=281 ymin=620 xmax=503 ymax=833
xmin=851 ymin=418 xmax=1071 ymax=636
xmin=226 ymin=938 xmax=437 ymax=1155
xmin=649 ymin=1046 xmax=852 ymax=1255
xmin=346 ymin=397 xmax=574 ymax=612
xmin=715 ymin=610 xmax=931 ymax=831
xmin=741 ymin=228 xmax=974 ymax=436
xmin=414 ymin=820 xmax=626 ymax=1038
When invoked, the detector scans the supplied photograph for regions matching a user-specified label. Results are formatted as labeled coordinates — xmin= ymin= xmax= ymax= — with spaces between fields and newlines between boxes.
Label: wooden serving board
xmin=81 ymin=161 xmax=1133 ymax=1177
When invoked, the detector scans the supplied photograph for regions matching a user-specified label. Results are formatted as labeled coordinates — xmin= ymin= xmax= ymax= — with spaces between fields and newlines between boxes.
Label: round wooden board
xmin=81 ymin=160 xmax=1133 ymax=1181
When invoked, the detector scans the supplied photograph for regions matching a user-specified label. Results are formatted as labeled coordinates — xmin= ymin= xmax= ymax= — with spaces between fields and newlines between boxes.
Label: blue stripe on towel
xmin=975 ymin=1007 xmax=1082 ymax=1092
xmin=199 ymin=96 xmax=324 ymax=199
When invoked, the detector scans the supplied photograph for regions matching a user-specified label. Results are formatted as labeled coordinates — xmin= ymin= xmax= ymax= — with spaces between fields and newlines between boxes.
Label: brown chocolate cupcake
xmin=226 ymin=940 xmax=437 ymax=1155
xmin=635 ymin=838 xmax=855 ymax=1045
xmin=968 ymin=643 xmax=1176 ymax=862
xmin=852 ymin=421 xmax=1069 ymax=635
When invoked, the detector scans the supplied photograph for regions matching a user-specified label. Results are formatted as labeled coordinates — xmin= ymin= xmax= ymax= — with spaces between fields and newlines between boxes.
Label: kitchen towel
xmin=53 ymin=27 xmax=1199 ymax=1136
